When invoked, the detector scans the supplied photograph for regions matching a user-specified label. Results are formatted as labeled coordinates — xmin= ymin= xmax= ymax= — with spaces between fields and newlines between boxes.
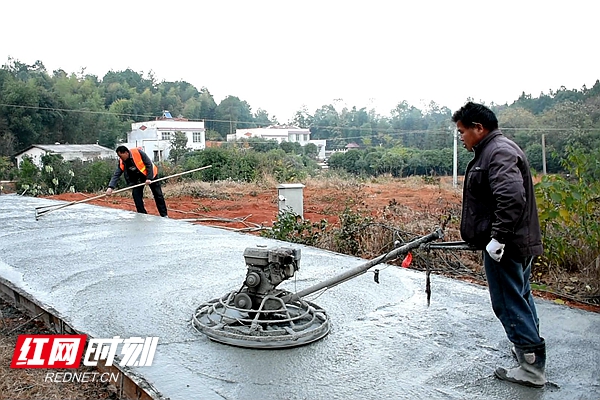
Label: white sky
xmin=1 ymin=0 xmax=598 ymax=122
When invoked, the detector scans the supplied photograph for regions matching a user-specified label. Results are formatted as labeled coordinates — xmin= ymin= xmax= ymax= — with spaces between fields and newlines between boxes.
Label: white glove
xmin=486 ymin=238 xmax=505 ymax=262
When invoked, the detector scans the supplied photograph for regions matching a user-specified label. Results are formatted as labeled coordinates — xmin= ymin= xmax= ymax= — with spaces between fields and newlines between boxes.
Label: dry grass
xmin=0 ymin=299 xmax=119 ymax=400
xmin=342 ymin=191 xmax=483 ymax=279
xmin=163 ymin=178 xmax=270 ymax=199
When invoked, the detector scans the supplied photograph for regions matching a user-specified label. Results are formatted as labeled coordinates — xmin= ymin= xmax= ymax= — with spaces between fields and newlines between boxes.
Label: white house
xmin=14 ymin=144 xmax=116 ymax=169
xmin=229 ymin=125 xmax=326 ymax=160
xmin=127 ymin=111 xmax=206 ymax=162
xmin=229 ymin=125 xmax=310 ymax=145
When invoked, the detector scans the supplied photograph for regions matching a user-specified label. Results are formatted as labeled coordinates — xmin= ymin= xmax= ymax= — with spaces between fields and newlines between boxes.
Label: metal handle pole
xmin=35 ymin=164 xmax=212 ymax=218
xmin=284 ymin=228 xmax=444 ymax=302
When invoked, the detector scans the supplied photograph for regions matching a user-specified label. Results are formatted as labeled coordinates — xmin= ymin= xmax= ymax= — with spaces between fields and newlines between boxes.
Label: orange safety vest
xmin=119 ymin=147 xmax=158 ymax=177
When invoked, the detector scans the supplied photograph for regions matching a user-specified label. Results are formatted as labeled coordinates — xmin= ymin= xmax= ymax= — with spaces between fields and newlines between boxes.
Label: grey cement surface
xmin=1 ymin=193 xmax=599 ymax=400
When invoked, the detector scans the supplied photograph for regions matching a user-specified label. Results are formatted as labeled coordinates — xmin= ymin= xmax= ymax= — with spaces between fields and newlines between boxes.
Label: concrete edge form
xmin=0 ymin=276 xmax=164 ymax=400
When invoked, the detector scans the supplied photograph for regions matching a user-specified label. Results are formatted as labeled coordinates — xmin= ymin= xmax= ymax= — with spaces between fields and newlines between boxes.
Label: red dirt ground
xmin=44 ymin=180 xmax=599 ymax=313
xmin=47 ymin=181 xmax=463 ymax=230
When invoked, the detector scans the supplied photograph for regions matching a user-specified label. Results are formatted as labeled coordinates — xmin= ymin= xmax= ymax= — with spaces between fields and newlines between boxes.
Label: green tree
xmin=380 ymin=149 xmax=406 ymax=177
xmin=390 ymin=101 xmax=426 ymax=148
xmin=497 ymin=106 xmax=540 ymax=151
xmin=169 ymin=131 xmax=191 ymax=164
xmin=197 ymin=88 xmax=218 ymax=131
xmin=205 ymin=129 xmax=224 ymax=141
xmin=311 ymin=104 xmax=341 ymax=144
xmin=101 ymin=69 xmax=155 ymax=98
xmin=303 ymin=142 xmax=318 ymax=158
xmin=214 ymin=96 xmax=254 ymax=136
xmin=0 ymin=156 xmax=15 ymax=180
xmin=247 ymin=138 xmax=279 ymax=152
xmin=0 ymin=115 xmax=16 ymax=156
xmin=292 ymin=106 xmax=314 ymax=128
xmin=52 ymin=72 xmax=109 ymax=144
xmin=280 ymin=141 xmax=302 ymax=155
xmin=254 ymin=108 xmax=274 ymax=126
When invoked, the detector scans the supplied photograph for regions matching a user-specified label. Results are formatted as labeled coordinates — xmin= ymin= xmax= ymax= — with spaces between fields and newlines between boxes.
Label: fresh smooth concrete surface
xmin=1 ymin=194 xmax=599 ymax=400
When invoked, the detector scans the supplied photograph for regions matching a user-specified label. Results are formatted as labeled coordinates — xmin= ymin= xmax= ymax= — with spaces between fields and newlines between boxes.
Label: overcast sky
xmin=1 ymin=0 xmax=598 ymax=122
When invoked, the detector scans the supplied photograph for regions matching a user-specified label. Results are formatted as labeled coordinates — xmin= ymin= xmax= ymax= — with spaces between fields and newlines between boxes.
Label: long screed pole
xmin=34 ymin=164 xmax=212 ymax=219
xmin=284 ymin=228 xmax=444 ymax=302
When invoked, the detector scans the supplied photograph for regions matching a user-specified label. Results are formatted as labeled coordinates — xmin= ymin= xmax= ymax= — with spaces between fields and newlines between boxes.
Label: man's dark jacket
xmin=460 ymin=129 xmax=543 ymax=257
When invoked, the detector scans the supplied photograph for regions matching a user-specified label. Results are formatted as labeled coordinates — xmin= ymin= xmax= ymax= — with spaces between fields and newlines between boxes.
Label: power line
xmin=0 ymin=102 xmax=273 ymax=127
xmin=1 ymin=103 xmax=599 ymax=140
xmin=0 ymin=103 xmax=156 ymax=119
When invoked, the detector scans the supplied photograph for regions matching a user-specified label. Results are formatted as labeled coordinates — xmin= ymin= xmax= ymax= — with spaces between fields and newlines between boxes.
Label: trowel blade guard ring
xmin=192 ymin=291 xmax=330 ymax=349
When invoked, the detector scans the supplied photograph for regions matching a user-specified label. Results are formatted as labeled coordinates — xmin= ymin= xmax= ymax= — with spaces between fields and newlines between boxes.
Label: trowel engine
xmin=234 ymin=247 xmax=300 ymax=312
xmin=192 ymin=245 xmax=329 ymax=349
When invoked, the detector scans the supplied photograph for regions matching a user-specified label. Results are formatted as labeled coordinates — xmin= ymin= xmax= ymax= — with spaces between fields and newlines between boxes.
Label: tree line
xmin=1 ymin=57 xmax=600 ymax=176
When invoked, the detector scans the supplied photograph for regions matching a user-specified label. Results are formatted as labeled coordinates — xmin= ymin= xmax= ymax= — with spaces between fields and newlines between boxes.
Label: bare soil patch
xmin=48 ymin=176 xmax=463 ymax=230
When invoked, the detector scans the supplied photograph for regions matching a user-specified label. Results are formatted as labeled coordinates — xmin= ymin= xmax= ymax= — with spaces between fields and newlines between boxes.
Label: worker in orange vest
xmin=106 ymin=146 xmax=168 ymax=217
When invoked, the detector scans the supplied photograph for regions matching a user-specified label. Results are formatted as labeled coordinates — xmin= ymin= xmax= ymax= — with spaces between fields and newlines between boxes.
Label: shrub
xmin=40 ymin=154 xmax=75 ymax=194
xmin=535 ymin=147 xmax=600 ymax=284
xmin=332 ymin=207 xmax=374 ymax=257
xmin=261 ymin=208 xmax=328 ymax=247
xmin=14 ymin=157 xmax=44 ymax=195
xmin=70 ymin=159 xmax=115 ymax=192
xmin=0 ymin=156 xmax=16 ymax=180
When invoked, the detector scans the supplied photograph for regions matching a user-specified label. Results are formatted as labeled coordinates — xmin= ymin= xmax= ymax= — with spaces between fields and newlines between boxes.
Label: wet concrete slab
xmin=1 ymin=194 xmax=599 ymax=400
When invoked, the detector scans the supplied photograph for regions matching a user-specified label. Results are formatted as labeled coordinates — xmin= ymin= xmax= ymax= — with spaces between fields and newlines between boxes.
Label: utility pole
xmin=541 ymin=133 xmax=547 ymax=175
xmin=452 ymin=125 xmax=458 ymax=188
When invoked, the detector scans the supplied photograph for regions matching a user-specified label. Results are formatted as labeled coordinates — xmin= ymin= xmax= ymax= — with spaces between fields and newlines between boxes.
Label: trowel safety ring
xmin=192 ymin=291 xmax=330 ymax=349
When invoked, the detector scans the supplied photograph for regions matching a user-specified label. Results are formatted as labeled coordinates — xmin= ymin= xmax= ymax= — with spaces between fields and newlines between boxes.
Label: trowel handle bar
xmin=285 ymin=228 xmax=444 ymax=302
xmin=35 ymin=164 xmax=212 ymax=217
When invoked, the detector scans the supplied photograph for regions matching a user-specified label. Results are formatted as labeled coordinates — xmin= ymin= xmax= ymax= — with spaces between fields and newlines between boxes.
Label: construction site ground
xmin=1 ymin=177 xmax=599 ymax=399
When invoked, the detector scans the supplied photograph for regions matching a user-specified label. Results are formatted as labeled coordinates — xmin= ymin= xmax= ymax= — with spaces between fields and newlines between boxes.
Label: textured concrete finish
xmin=1 ymin=194 xmax=599 ymax=400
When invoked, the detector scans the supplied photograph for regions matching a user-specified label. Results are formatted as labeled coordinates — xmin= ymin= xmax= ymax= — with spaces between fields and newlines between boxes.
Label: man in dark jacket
xmin=452 ymin=102 xmax=546 ymax=387
xmin=106 ymin=146 xmax=168 ymax=217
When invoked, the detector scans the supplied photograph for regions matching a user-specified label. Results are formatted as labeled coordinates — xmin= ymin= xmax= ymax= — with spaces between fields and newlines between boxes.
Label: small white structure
xmin=127 ymin=111 xmax=206 ymax=162
xmin=229 ymin=125 xmax=326 ymax=160
xmin=277 ymin=183 xmax=305 ymax=218
xmin=310 ymin=139 xmax=327 ymax=160
xmin=14 ymin=144 xmax=116 ymax=169
xmin=230 ymin=125 xmax=310 ymax=145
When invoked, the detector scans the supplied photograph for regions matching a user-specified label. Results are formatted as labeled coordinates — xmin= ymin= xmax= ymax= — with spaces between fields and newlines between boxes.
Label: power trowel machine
xmin=192 ymin=228 xmax=476 ymax=349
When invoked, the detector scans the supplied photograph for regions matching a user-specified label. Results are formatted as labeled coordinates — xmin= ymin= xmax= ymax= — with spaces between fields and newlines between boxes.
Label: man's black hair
xmin=115 ymin=145 xmax=129 ymax=154
xmin=452 ymin=102 xmax=498 ymax=131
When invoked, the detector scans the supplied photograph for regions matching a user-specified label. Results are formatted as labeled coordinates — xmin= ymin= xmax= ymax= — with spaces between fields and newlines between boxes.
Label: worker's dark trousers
xmin=483 ymin=252 xmax=542 ymax=347
xmin=131 ymin=181 xmax=168 ymax=217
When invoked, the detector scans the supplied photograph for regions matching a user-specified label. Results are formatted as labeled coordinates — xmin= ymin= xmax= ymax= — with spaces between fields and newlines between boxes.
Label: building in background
xmin=229 ymin=125 xmax=326 ymax=160
xmin=127 ymin=111 xmax=205 ymax=162
xmin=14 ymin=144 xmax=116 ymax=168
